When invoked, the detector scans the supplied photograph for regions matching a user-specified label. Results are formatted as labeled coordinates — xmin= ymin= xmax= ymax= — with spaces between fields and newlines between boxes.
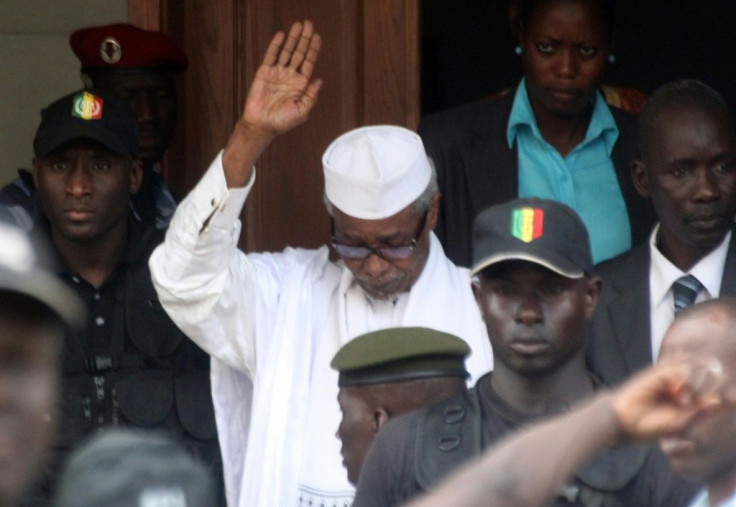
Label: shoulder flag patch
xmin=511 ymin=207 xmax=544 ymax=242
xmin=71 ymin=92 xmax=103 ymax=120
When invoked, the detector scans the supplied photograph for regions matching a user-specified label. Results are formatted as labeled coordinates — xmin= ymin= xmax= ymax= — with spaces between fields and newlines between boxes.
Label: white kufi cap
xmin=322 ymin=125 xmax=432 ymax=219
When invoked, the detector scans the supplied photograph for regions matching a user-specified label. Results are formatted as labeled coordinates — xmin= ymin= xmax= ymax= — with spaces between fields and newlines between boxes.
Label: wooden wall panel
xmin=129 ymin=0 xmax=420 ymax=254
xmin=241 ymin=2 xmax=361 ymax=252
xmin=169 ymin=1 xmax=240 ymax=205
xmin=362 ymin=0 xmax=420 ymax=129
xmin=128 ymin=0 xmax=161 ymax=30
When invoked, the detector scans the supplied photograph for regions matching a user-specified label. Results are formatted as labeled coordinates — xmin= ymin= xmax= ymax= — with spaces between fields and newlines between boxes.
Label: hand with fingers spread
xmin=244 ymin=20 xmax=323 ymax=137
xmin=223 ymin=20 xmax=323 ymax=187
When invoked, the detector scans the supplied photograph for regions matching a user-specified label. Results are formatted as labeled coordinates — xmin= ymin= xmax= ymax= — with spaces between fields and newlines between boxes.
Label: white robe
xmin=149 ymin=152 xmax=493 ymax=507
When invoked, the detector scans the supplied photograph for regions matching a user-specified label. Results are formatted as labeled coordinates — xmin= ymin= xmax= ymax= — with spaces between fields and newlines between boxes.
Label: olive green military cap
xmin=331 ymin=327 xmax=470 ymax=388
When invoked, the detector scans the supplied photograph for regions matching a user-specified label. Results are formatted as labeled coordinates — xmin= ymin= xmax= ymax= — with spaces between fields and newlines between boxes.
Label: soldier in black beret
xmin=331 ymin=326 xmax=469 ymax=485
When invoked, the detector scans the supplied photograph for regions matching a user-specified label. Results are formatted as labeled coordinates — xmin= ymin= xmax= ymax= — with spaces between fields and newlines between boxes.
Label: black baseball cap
xmin=33 ymin=88 xmax=138 ymax=159
xmin=471 ymin=198 xmax=593 ymax=279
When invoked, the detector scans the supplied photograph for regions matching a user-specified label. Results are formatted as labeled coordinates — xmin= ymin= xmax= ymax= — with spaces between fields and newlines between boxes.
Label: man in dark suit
xmin=587 ymin=79 xmax=736 ymax=386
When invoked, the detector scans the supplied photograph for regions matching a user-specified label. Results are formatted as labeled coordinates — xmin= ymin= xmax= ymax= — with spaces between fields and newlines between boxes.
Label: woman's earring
xmin=515 ymin=46 xmax=522 ymax=55
xmin=608 ymin=54 xmax=616 ymax=64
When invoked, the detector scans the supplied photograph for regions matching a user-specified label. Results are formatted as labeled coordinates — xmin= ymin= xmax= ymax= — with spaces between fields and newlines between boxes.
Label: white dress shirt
xmin=649 ymin=225 xmax=731 ymax=360
xmin=687 ymin=488 xmax=736 ymax=507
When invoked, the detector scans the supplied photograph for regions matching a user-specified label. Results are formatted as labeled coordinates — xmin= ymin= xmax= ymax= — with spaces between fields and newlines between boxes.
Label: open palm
xmin=243 ymin=21 xmax=323 ymax=136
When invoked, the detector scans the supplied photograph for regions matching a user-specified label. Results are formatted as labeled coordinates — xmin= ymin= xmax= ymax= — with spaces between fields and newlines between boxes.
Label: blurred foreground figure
xmin=0 ymin=223 xmax=85 ymax=507
xmin=54 ymin=429 xmax=216 ymax=507
xmin=408 ymin=298 xmax=736 ymax=507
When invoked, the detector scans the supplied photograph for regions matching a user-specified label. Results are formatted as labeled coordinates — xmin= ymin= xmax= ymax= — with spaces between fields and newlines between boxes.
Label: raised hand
xmin=243 ymin=20 xmax=323 ymax=137
xmin=223 ymin=20 xmax=323 ymax=188
xmin=612 ymin=359 xmax=724 ymax=440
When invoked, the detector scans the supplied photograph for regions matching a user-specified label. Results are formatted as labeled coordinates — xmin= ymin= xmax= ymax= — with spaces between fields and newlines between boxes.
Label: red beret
xmin=70 ymin=23 xmax=188 ymax=72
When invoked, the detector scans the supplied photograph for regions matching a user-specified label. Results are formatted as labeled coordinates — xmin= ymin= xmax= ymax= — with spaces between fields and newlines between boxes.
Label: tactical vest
xmin=58 ymin=235 xmax=218 ymax=460
xmin=416 ymin=388 xmax=650 ymax=507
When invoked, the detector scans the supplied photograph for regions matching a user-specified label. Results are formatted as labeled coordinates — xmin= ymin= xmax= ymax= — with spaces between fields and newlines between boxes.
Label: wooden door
xmin=128 ymin=0 xmax=420 ymax=252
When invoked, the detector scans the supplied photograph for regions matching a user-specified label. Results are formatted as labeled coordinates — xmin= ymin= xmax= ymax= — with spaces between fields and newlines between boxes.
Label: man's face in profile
xmin=336 ymin=387 xmax=377 ymax=485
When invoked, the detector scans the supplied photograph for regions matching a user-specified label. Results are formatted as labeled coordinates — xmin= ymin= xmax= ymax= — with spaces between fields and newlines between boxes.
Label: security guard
xmin=20 ymin=88 xmax=222 ymax=506
xmin=353 ymin=198 xmax=701 ymax=507
xmin=331 ymin=326 xmax=469 ymax=485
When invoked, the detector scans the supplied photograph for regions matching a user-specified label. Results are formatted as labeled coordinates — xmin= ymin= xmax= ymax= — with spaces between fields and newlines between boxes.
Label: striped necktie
xmin=672 ymin=274 xmax=704 ymax=314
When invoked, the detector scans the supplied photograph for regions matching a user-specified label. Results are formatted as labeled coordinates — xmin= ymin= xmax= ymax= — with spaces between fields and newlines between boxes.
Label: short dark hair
xmin=518 ymin=0 xmax=617 ymax=39
xmin=638 ymin=79 xmax=732 ymax=158
xmin=359 ymin=376 xmax=467 ymax=415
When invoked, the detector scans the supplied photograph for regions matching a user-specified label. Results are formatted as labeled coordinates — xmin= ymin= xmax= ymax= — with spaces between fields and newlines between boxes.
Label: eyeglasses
xmin=331 ymin=211 xmax=428 ymax=261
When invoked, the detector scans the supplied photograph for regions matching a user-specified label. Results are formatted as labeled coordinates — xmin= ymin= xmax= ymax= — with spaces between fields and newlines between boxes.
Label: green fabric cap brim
xmin=331 ymin=326 xmax=471 ymax=387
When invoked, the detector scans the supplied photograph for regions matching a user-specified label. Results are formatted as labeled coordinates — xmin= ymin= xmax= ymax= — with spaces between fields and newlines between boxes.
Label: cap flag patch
xmin=511 ymin=207 xmax=544 ymax=243
xmin=72 ymin=92 xmax=103 ymax=120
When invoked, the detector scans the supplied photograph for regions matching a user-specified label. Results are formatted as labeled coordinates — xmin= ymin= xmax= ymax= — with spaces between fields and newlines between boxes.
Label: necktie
xmin=672 ymin=274 xmax=704 ymax=314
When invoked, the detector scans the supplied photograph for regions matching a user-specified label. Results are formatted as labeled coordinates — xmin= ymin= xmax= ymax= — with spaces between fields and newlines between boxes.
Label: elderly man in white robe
xmin=149 ymin=20 xmax=493 ymax=507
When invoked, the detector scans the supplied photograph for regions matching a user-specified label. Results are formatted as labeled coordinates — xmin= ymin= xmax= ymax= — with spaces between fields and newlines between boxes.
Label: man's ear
xmin=471 ymin=280 xmax=485 ymax=321
xmin=374 ymin=408 xmax=389 ymax=430
xmin=426 ymin=192 xmax=441 ymax=232
xmin=129 ymin=160 xmax=143 ymax=195
xmin=31 ymin=158 xmax=40 ymax=189
xmin=584 ymin=276 xmax=603 ymax=319
xmin=631 ymin=159 xmax=650 ymax=198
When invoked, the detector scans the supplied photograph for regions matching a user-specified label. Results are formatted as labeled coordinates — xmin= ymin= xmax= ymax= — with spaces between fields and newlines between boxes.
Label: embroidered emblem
xmin=72 ymin=92 xmax=103 ymax=120
xmin=511 ymin=207 xmax=544 ymax=243
xmin=100 ymin=36 xmax=122 ymax=64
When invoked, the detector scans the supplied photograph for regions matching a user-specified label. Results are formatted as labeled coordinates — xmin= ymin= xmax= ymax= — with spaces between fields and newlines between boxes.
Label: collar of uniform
xmin=506 ymin=78 xmax=618 ymax=156
xmin=34 ymin=213 xmax=157 ymax=279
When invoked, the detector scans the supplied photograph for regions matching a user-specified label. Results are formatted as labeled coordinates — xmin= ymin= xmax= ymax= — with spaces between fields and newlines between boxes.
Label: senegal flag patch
xmin=72 ymin=92 xmax=103 ymax=120
xmin=511 ymin=207 xmax=543 ymax=243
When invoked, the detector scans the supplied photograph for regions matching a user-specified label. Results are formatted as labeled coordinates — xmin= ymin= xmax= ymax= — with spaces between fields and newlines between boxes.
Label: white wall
xmin=0 ymin=0 xmax=127 ymax=185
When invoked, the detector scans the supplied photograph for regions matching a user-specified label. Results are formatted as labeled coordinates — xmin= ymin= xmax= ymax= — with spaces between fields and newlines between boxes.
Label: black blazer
xmin=587 ymin=228 xmax=736 ymax=386
xmin=418 ymin=91 xmax=656 ymax=267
